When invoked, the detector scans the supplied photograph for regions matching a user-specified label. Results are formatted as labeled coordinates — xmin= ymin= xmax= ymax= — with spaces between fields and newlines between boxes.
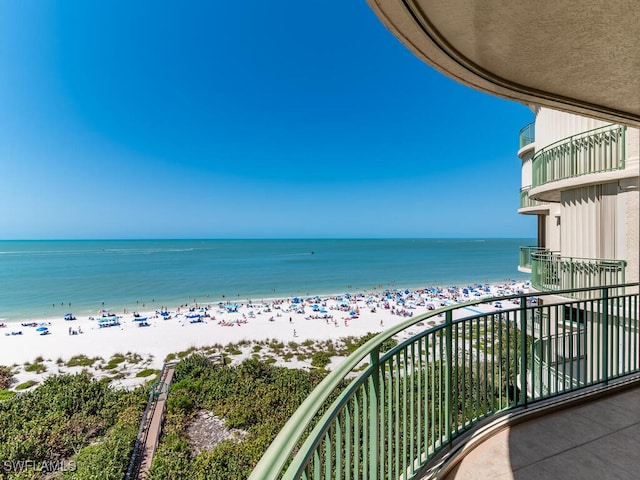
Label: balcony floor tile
xmin=441 ymin=385 xmax=640 ymax=480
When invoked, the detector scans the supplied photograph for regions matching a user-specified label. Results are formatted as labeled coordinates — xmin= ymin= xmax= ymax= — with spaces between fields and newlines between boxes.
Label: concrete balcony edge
xmin=518 ymin=205 xmax=550 ymax=215
xmin=530 ymin=167 xmax=638 ymax=203
xmin=517 ymin=142 xmax=535 ymax=159
xmin=419 ymin=374 xmax=640 ymax=480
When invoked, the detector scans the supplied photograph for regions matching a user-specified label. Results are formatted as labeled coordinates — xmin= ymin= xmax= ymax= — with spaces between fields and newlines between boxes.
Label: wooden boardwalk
xmin=125 ymin=362 xmax=176 ymax=480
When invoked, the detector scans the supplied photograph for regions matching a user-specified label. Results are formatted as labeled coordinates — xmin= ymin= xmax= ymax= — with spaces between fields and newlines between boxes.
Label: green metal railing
xmin=519 ymin=186 xmax=549 ymax=209
xmin=519 ymin=246 xmax=546 ymax=270
xmin=249 ymin=284 xmax=639 ymax=480
xmin=519 ymin=122 xmax=535 ymax=149
xmin=531 ymin=124 xmax=626 ymax=188
xmin=531 ymin=250 xmax=626 ymax=297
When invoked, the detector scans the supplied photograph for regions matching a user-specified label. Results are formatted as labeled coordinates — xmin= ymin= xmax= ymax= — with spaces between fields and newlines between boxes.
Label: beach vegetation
xmin=125 ymin=352 xmax=143 ymax=364
xmin=136 ymin=368 xmax=160 ymax=378
xmin=24 ymin=361 xmax=47 ymax=374
xmin=103 ymin=353 xmax=126 ymax=370
xmin=177 ymin=347 xmax=197 ymax=359
xmin=0 ymin=372 xmax=146 ymax=479
xmin=0 ymin=365 xmax=14 ymax=389
xmin=342 ymin=332 xmax=398 ymax=355
xmin=0 ymin=389 xmax=16 ymax=401
xmin=165 ymin=353 xmax=177 ymax=362
xmin=268 ymin=340 xmax=285 ymax=351
xmin=287 ymin=341 xmax=299 ymax=350
xmin=252 ymin=345 xmax=262 ymax=352
xmin=310 ymin=351 xmax=331 ymax=369
xmin=15 ymin=379 xmax=38 ymax=390
xmin=66 ymin=354 xmax=101 ymax=368
xmin=34 ymin=355 xmax=44 ymax=363
xmin=149 ymin=355 xmax=336 ymax=480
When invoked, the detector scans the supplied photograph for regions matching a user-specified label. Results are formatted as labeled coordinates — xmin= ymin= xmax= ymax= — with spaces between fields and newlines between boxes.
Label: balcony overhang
xmin=530 ymin=167 xmax=638 ymax=203
xmin=367 ymin=0 xmax=640 ymax=127
xmin=518 ymin=205 xmax=550 ymax=216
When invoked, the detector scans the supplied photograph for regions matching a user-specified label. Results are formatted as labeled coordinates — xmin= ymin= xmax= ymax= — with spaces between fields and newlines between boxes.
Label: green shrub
xmin=66 ymin=355 xmax=100 ymax=368
xmin=16 ymin=379 xmax=38 ymax=390
xmin=151 ymin=357 xmax=335 ymax=480
xmin=103 ymin=354 xmax=126 ymax=370
xmin=0 ymin=373 xmax=147 ymax=479
xmin=0 ymin=389 xmax=16 ymax=401
xmin=310 ymin=351 xmax=331 ymax=369
xmin=24 ymin=362 xmax=47 ymax=374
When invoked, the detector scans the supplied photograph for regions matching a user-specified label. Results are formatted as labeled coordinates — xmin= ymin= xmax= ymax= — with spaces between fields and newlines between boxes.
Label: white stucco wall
xmin=534 ymin=107 xmax=610 ymax=150
xmin=530 ymin=108 xmax=638 ymax=282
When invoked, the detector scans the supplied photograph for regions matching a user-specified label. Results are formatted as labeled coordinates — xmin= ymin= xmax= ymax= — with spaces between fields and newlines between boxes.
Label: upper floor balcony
xmin=530 ymin=250 xmax=627 ymax=298
xmin=519 ymin=186 xmax=550 ymax=214
xmin=518 ymin=122 xmax=535 ymax=156
xmin=519 ymin=122 xmax=535 ymax=149
xmin=518 ymin=245 xmax=546 ymax=272
xmin=530 ymin=124 xmax=627 ymax=202
xmin=249 ymin=283 xmax=639 ymax=480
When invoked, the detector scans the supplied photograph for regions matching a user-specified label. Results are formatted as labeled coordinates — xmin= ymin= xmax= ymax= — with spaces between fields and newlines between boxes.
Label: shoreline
xmin=0 ymin=276 xmax=527 ymax=324
xmin=0 ymin=280 xmax=530 ymax=391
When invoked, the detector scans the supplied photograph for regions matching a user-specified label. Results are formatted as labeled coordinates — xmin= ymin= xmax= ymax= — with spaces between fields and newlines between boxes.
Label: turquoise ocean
xmin=0 ymin=239 xmax=533 ymax=322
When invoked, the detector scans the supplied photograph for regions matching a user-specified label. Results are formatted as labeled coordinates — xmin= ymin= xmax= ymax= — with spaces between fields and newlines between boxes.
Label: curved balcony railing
xmin=249 ymin=283 xmax=639 ymax=480
xmin=531 ymin=250 xmax=626 ymax=298
xmin=531 ymin=124 xmax=626 ymax=188
xmin=519 ymin=121 xmax=535 ymax=149
xmin=519 ymin=246 xmax=547 ymax=270
xmin=519 ymin=186 xmax=549 ymax=209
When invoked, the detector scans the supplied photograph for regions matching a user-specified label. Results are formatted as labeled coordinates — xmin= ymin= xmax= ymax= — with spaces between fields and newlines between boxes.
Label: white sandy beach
xmin=0 ymin=282 xmax=529 ymax=390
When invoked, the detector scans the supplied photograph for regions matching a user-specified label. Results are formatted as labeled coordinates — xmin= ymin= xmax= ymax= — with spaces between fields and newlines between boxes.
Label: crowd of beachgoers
xmin=0 ymin=280 xmax=530 ymax=390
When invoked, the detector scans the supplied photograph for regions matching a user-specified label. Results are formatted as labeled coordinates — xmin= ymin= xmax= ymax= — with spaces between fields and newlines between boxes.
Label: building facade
xmin=517 ymin=107 xmax=639 ymax=395
xmin=519 ymin=107 xmax=639 ymax=291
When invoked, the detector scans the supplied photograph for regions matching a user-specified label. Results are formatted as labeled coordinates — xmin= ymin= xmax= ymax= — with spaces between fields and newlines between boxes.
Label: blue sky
xmin=0 ymin=1 xmax=535 ymax=239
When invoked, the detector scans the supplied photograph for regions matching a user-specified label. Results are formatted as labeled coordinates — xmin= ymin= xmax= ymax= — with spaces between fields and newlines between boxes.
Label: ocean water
xmin=0 ymin=239 xmax=533 ymax=321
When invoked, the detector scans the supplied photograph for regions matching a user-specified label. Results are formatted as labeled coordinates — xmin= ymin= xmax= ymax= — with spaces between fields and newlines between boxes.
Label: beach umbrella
xmin=36 ymin=326 xmax=48 ymax=332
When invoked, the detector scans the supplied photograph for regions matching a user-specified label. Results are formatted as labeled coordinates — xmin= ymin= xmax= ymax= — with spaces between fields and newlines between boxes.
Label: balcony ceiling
xmin=368 ymin=0 xmax=640 ymax=127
